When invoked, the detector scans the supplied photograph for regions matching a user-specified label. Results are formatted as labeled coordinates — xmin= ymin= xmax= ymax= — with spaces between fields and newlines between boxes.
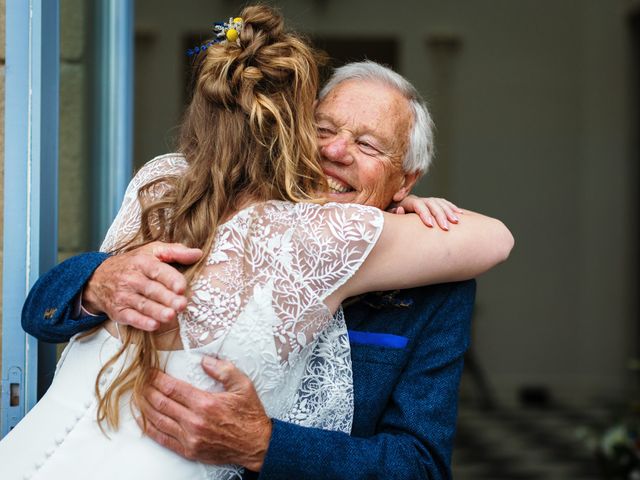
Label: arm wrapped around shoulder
xmin=21 ymin=252 xmax=110 ymax=343
xmin=338 ymin=209 xmax=514 ymax=299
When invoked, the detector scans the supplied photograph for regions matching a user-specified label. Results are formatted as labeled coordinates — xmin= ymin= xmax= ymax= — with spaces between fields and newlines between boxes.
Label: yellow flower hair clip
xmin=186 ymin=16 xmax=244 ymax=57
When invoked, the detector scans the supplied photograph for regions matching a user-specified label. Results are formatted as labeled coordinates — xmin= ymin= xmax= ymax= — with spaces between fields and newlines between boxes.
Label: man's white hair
xmin=319 ymin=60 xmax=434 ymax=175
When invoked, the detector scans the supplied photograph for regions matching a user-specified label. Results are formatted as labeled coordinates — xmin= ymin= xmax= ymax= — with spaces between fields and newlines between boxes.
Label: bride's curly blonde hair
xmin=95 ymin=4 xmax=327 ymax=430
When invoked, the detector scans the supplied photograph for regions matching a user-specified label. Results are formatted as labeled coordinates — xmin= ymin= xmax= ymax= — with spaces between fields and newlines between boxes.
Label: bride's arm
xmin=334 ymin=210 xmax=513 ymax=302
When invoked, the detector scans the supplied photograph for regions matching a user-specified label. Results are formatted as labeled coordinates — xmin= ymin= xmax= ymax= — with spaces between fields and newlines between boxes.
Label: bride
xmin=0 ymin=5 xmax=513 ymax=479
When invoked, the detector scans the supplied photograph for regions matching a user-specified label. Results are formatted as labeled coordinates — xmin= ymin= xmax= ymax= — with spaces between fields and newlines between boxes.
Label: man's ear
xmin=392 ymin=171 xmax=421 ymax=203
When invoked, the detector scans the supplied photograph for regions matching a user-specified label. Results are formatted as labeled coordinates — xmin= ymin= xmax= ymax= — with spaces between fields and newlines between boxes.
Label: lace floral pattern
xmin=100 ymin=154 xmax=384 ymax=480
xmin=101 ymin=153 xmax=188 ymax=253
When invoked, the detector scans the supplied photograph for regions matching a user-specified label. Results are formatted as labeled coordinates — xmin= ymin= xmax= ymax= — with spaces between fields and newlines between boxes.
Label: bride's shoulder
xmin=256 ymin=201 xmax=381 ymax=223
xmin=264 ymin=202 xmax=385 ymax=249
xmin=293 ymin=202 xmax=383 ymax=226
xmin=126 ymin=153 xmax=188 ymax=194
xmin=237 ymin=201 xmax=384 ymax=240
xmin=137 ymin=153 xmax=188 ymax=178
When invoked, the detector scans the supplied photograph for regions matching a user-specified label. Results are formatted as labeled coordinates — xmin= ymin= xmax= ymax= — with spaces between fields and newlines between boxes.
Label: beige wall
xmin=133 ymin=0 xmax=638 ymax=404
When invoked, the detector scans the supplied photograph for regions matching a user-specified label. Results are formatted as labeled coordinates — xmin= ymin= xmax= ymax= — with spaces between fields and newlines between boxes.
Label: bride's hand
xmin=388 ymin=195 xmax=463 ymax=231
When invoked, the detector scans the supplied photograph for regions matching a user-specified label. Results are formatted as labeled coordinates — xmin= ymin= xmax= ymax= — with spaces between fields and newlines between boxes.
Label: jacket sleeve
xmin=22 ymin=156 xmax=188 ymax=344
xmin=21 ymin=252 xmax=110 ymax=343
xmin=254 ymin=281 xmax=475 ymax=480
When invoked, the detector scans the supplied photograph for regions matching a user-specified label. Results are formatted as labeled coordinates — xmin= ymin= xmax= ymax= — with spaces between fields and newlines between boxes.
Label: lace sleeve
xmin=178 ymin=201 xmax=383 ymax=358
xmin=294 ymin=202 xmax=384 ymax=301
xmin=100 ymin=154 xmax=187 ymax=253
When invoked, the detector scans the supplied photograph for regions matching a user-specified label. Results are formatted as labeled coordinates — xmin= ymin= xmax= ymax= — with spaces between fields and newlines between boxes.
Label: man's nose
xmin=320 ymin=136 xmax=352 ymax=164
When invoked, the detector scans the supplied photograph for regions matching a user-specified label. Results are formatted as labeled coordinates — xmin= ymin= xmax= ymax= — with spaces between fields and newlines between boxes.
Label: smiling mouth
xmin=327 ymin=176 xmax=355 ymax=194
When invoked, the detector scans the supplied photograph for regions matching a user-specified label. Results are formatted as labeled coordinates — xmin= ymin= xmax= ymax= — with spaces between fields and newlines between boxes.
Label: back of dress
xmin=0 ymin=154 xmax=384 ymax=480
xmin=101 ymin=154 xmax=383 ymax=429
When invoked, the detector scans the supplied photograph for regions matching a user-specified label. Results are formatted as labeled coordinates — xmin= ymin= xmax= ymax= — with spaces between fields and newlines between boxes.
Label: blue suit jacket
xmin=22 ymin=253 xmax=475 ymax=479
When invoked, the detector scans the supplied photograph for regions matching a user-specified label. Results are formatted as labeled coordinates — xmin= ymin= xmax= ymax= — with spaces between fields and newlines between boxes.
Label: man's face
xmin=315 ymin=79 xmax=418 ymax=209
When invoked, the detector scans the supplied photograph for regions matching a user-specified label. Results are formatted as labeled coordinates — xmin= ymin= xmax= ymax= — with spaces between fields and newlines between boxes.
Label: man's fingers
xmin=83 ymin=242 xmax=194 ymax=321
xmin=142 ymin=398 xmax=185 ymax=440
xmin=117 ymin=308 xmax=159 ymax=331
xmin=144 ymin=385 xmax=192 ymax=432
xmin=139 ymin=259 xmax=189 ymax=295
xmin=153 ymin=243 xmax=203 ymax=268
xmin=141 ymin=280 xmax=188 ymax=314
xmin=128 ymin=292 xmax=178 ymax=324
xmin=128 ymin=272 xmax=187 ymax=316
xmin=136 ymin=414 xmax=187 ymax=458
xmin=201 ymin=357 xmax=253 ymax=394
xmin=151 ymin=370 xmax=201 ymax=408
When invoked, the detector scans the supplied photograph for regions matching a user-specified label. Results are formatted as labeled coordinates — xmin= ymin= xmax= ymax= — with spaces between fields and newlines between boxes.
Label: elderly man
xmin=23 ymin=62 xmax=482 ymax=479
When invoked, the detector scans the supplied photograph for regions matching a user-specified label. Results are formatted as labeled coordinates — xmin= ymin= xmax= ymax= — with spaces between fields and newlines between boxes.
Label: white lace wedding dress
xmin=0 ymin=154 xmax=384 ymax=480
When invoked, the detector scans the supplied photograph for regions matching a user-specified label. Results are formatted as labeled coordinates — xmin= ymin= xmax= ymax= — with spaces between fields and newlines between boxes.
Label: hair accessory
xmin=186 ymin=16 xmax=243 ymax=57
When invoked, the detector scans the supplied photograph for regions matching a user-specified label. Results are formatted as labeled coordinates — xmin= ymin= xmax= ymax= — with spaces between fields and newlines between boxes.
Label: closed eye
xmin=357 ymin=140 xmax=382 ymax=156
xmin=317 ymin=127 xmax=336 ymax=138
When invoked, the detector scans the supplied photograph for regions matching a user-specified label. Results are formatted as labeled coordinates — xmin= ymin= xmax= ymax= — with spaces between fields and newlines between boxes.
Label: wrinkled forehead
xmin=318 ymin=79 xmax=408 ymax=111
xmin=316 ymin=79 xmax=413 ymax=143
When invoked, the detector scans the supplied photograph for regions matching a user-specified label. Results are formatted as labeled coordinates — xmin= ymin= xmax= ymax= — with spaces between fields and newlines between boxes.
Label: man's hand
xmin=82 ymin=242 xmax=202 ymax=331
xmin=138 ymin=357 xmax=272 ymax=472
xmin=389 ymin=195 xmax=463 ymax=230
